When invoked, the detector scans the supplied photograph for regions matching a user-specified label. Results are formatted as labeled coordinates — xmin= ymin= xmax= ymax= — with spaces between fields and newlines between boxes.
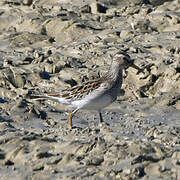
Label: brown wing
xmin=32 ymin=74 xmax=110 ymax=102
xmin=59 ymin=79 xmax=103 ymax=101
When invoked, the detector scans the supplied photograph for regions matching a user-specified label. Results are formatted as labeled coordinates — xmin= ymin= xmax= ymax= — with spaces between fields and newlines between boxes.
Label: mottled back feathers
xmin=46 ymin=78 xmax=104 ymax=101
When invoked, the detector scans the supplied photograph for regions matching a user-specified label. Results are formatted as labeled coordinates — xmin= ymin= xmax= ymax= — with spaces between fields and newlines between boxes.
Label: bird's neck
xmin=108 ymin=62 xmax=123 ymax=82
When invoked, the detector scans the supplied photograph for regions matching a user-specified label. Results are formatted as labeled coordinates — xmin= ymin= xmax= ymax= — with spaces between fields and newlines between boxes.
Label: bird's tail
xmin=29 ymin=93 xmax=70 ymax=105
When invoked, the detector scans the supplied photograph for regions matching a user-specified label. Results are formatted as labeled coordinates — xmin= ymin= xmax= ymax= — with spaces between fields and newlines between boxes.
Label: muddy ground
xmin=0 ymin=0 xmax=180 ymax=179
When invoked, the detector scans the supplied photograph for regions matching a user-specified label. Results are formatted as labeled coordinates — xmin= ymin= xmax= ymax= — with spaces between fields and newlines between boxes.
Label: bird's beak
xmin=130 ymin=62 xmax=144 ymax=74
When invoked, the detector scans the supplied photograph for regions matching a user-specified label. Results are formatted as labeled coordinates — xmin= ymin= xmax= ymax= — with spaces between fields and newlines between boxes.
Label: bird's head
xmin=113 ymin=51 xmax=143 ymax=73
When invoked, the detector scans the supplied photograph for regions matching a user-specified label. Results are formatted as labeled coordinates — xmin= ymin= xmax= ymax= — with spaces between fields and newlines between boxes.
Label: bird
xmin=31 ymin=51 xmax=143 ymax=128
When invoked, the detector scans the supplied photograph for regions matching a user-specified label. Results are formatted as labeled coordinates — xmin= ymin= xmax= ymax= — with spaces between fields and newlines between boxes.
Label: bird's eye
xmin=123 ymin=57 xmax=127 ymax=61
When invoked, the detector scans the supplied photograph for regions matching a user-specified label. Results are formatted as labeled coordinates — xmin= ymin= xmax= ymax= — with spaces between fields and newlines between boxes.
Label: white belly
xmin=71 ymin=94 xmax=113 ymax=110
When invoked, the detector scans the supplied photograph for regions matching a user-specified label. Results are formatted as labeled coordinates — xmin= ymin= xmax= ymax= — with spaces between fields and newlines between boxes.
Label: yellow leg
xmin=69 ymin=113 xmax=73 ymax=128
xmin=68 ymin=109 xmax=79 ymax=128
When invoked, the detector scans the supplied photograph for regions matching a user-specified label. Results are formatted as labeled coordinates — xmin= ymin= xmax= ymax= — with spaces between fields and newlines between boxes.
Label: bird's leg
xmin=69 ymin=109 xmax=79 ymax=128
xmin=98 ymin=110 xmax=103 ymax=123
xmin=98 ymin=110 xmax=110 ymax=126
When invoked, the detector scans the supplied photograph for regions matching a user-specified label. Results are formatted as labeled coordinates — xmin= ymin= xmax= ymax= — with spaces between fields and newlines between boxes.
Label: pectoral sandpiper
xmin=31 ymin=51 xmax=143 ymax=128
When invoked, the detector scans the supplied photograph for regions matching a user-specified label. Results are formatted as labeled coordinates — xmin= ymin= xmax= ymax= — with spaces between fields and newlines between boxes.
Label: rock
xmin=90 ymin=0 xmax=108 ymax=14
xmin=120 ymin=29 xmax=133 ymax=40
xmin=144 ymin=163 xmax=161 ymax=176
xmin=85 ymin=155 xmax=104 ymax=166
xmin=23 ymin=0 xmax=33 ymax=6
